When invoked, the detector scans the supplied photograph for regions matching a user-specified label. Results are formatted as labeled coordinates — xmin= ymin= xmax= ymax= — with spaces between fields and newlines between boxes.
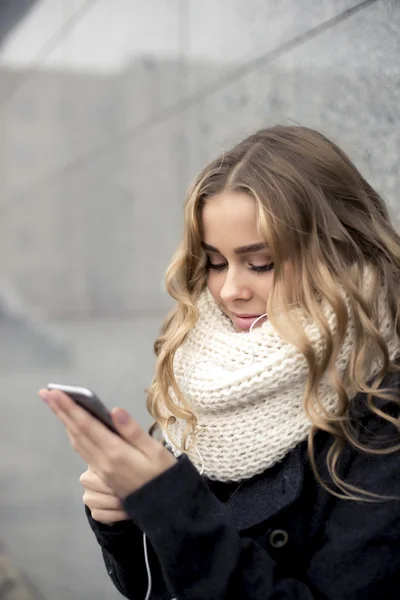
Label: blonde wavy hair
xmin=147 ymin=125 xmax=400 ymax=499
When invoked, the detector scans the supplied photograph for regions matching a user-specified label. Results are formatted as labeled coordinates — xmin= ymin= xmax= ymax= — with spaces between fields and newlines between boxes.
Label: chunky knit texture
xmin=162 ymin=281 xmax=399 ymax=482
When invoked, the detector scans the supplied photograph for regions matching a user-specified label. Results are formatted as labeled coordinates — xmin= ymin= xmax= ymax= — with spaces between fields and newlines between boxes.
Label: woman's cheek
xmin=207 ymin=273 xmax=222 ymax=303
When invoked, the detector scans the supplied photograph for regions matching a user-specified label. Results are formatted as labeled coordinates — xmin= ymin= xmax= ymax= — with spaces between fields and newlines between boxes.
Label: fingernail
xmin=38 ymin=389 xmax=50 ymax=404
xmin=115 ymin=409 xmax=129 ymax=425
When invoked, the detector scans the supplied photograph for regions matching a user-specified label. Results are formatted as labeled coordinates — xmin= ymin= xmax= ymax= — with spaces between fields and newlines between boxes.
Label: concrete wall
xmin=0 ymin=0 xmax=399 ymax=318
xmin=0 ymin=2 xmax=399 ymax=600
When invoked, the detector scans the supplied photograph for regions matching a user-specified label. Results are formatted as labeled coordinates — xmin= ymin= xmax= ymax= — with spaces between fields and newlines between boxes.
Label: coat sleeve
xmin=84 ymin=505 xmax=170 ymax=599
xmin=118 ymin=453 xmax=400 ymax=600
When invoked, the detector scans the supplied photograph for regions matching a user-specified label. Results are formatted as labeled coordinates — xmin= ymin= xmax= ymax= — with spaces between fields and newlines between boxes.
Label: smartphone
xmin=46 ymin=383 xmax=119 ymax=434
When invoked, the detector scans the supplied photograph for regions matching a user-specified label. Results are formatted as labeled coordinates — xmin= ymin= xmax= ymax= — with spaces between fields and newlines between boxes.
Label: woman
xmin=40 ymin=125 xmax=400 ymax=599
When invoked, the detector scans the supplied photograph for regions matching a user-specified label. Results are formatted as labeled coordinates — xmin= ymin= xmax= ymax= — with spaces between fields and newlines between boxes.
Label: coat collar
xmin=225 ymin=443 xmax=305 ymax=531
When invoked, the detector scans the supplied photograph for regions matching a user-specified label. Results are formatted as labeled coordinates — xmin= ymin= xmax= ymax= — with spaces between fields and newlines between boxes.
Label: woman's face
xmin=201 ymin=191 xmax=274 ymax=332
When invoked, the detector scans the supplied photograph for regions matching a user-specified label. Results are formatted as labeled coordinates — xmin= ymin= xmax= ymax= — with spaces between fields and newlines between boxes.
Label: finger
xmin=79 ymin=470 xmax=115 ymax=495
xmin=49 ymin=405 xmax=101 ymax=467
xmin=39 ymin=389 xmax=114 ymax=465
xmin=85 ymin=464 xmax=106 ymax=480
xmin=63 ymin=423 xmax=94 ymax=461
xmin=39 ymin=390 xmax=145 ymax=472
xmin=39 ymin=389 xmax=85 ymax=435
xmin=87 ymin=465 xmax=111 ymax=483
xmin=82 ymin=490 xmax=123 ymax=511
xmin=65 ymin=428 xmax=76 ymax=448
xmin=87 ymin=464 xmax=101 ymax=475
xmin=111 ymin=408 xmax=159 ymax=457
xmin=89 ymin=508 xmax=130 ymax=525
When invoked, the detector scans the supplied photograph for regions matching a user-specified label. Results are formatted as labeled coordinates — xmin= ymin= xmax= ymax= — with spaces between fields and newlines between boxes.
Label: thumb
xmin=111 ymin=408 xmax=154 ymax=455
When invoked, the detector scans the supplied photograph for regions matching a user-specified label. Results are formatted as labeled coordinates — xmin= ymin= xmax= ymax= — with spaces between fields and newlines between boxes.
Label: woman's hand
xmin=80 ymin=466 xmax=130 ymax=525
xmin=38 ymin=389 xmax=177 ymax=499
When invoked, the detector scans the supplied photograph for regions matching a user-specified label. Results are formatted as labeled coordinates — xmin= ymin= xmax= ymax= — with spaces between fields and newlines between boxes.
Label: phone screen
xmin=46 ymin=383 xmax=119 ymax=434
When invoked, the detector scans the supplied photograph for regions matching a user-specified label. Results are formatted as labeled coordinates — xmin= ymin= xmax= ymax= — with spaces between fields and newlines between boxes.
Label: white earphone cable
xmin=143 ymin=532 xmax=177 ymax=600
xmin=143 ymin=533 xmax=152 ymax=600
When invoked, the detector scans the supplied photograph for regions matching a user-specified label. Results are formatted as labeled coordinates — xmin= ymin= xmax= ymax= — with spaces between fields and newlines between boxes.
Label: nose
xmin=219 ymin=267 xmax=252 ymax=304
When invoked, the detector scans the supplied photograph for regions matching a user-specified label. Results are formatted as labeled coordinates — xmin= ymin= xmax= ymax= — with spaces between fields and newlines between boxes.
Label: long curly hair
xmin=147 ymin=125 xmax=400 ymax=499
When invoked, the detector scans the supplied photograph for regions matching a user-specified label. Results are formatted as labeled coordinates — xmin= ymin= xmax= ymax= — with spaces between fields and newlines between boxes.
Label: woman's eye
xmin=207 ymin=261 xmax=227 ymax=272
xmin=249 ymin=263 xmax=274 ymax=273
xmin=206 ymin=258 xmax=274 ymax=273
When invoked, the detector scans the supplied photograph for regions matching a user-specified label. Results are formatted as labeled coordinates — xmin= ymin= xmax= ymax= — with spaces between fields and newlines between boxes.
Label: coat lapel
xmin=226 ymin=444 xmax=305 ymax=531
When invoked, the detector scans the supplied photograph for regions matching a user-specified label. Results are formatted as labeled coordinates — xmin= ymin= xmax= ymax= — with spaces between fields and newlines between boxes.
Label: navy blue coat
xmin=86 ymin=372 xmax=400 ymax=599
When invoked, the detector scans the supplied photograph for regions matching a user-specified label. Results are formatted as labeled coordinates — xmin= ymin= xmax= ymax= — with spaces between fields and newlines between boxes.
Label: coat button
xmin=269 ymin=529 xmax=289 ymax=548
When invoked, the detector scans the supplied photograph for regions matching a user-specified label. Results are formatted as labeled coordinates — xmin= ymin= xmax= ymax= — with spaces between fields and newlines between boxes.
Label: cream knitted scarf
xmin=163 ymin=281 xmax=399 ymax=482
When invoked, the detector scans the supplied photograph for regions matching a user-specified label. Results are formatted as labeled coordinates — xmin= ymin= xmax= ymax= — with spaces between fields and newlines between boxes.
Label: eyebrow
xmin=201 ymin=242 xmax=268 ymax=256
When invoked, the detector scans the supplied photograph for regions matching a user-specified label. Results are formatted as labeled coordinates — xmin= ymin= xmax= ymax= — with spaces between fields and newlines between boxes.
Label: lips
xmin=230 ymin=313 xmax=266 ymax=331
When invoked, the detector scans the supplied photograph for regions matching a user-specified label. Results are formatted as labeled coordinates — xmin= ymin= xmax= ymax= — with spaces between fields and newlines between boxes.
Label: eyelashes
xmin=207 ymin=260 xmax=274 ymax=274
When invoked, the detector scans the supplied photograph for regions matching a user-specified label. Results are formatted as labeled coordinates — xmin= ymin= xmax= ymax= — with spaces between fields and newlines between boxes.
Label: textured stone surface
xmin=1 ymin=1 xmax=399 ymax=316
xmin=191 ymin=0 xmax=400 ymax=220
xmin=0 ymin=0 xmax=399 ymax=598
